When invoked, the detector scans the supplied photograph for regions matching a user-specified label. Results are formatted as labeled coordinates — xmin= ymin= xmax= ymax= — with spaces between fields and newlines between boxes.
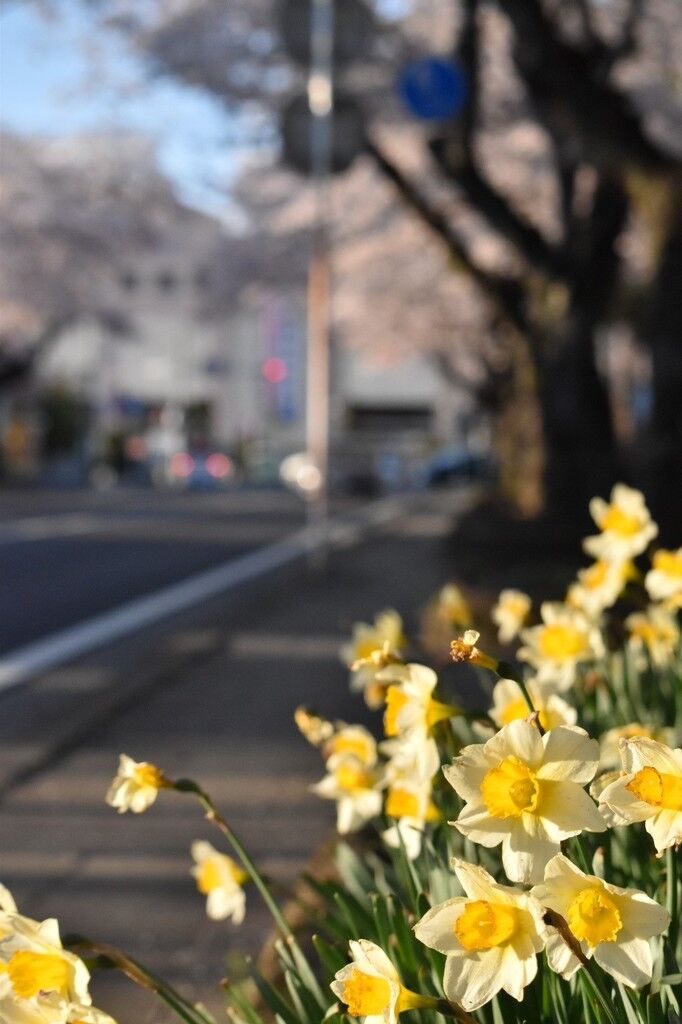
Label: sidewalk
xmin=0 ymin=488 xmax=481 ymax=1021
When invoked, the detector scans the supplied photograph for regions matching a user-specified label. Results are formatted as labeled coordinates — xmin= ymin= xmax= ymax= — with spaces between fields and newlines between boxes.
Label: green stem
xmin=582 ymin=962 xmax=619 ymax=1024
xmin=173 ymin=779 xmax=327 ymax=1007
xmin=64 ymin=936 xmax=212 ymax=1024
xmin=183 ymin=781 xmax=292 ymax=938
xmin=666 ymin=845 xmax=679 ymax=969
xmin=497 ymin=660 xmax=538 ymax=718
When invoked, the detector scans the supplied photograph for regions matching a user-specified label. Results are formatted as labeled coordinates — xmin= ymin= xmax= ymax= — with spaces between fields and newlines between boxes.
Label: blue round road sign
xmin=398 ymin=57 xmax=467 ymax=121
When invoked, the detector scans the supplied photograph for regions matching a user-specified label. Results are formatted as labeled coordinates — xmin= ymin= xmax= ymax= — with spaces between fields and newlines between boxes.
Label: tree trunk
xmin=634 ymin=192 xmax=682 ymax=538
xmin=538 ymin=327 xmax=620 ymax=520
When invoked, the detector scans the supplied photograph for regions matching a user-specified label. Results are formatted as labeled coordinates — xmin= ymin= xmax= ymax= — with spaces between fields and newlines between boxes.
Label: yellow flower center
xmin=653 ymin=551 xmax=682 ymax=578
xmin=132 ymin=763 xmax=163 ymax=789
xmin=628 ymin=618 xmax=677 ymax=649
xmin=499 ymin=697 xmax=554 ymax=731
xmin=364 ymin=680 xmax=388 ymax=709
xmin=601 ymin=505 xmax=642 ymax=536
xmin=384 ymin=687 xmax=409 ymax=737
xmin=567 ymin=886 xmax=623 ymax=947
xmin=332 ymin=736 xmax=373 ymax=764
xmin=481 ymin=756 xmax=539 ymax=818
xmin=455 ymin=901 xmax=518 ymax=951
xmin=426 ymin=698 xmax=456 ymax=731
xmin=626 ymin=766 xmax=682 ymax=810
xmin=499 ymin=697 xmax=529 ymax=726
xmin=342 ymin=969 xmax=392 ymax=1016
xmin=196 ymin=857 xmax=246 ymax=894
xmin=583 ymin=561 xmax=609 ymax=589
xmin=538 ymin=624 xmax=588 ymax=661
xmin=4 ymin=951 xmax=71 ymax=1000
xmin=502 ymin=596 xmax=528 ymax=618
xmin=385 ymin=788 xmax=420 ymax=819
xmin=619 ymin=724 xmax=654 ymax=741
xmin=334 ymin=762 xmax=375 ymax=794
xmin=197 ymin=860 xmax=223 ymax=894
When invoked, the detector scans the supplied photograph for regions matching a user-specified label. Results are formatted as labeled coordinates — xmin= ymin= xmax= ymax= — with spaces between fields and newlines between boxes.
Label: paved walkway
xmin=0 ymin=489 xmax=482 ymax=1021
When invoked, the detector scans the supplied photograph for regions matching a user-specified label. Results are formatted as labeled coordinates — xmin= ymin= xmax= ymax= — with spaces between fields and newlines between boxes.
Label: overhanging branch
xmin=365 ymin=137 xmax=530 ymax=338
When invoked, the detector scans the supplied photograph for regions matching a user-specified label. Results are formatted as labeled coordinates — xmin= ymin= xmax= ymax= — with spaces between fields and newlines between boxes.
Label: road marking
xmin=0 ymin=513 xmax=100 ymax=543
xmin=0 ymin=495 xmax=406 ymax=693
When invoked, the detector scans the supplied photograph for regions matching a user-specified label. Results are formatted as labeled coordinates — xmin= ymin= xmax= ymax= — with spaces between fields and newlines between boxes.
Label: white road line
xmin=0 ymin=495 xmax=407 ymax=693
xmin=0 ymin=514 xmax=100 ymax=543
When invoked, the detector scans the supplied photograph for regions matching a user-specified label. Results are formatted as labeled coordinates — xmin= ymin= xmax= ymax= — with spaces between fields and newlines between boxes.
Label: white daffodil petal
xmin=618 ymin=892 xmax=671 ymax=939
xmin=627 ymin=738 xmax=682 ymax=775
xmin=598 ymin=777 xmax=654 ymax=823
xmin=504 ymin=817 xmax=559 ymax=884
xmin=645 ymin=808 xmax=682 ymax=852
xmin=593 ymin=935 xmax=652 ymax=989
xmin=501 ymin=941 xmax=537 ymax=1000
xmin=351 ymin=939 xmax=401 ymax=981
xmin=538 ymin=727 xmax=601 ymax=783
xmin=485 ymin=720 xmax=544 ymax=770
xmin=539 ymin=781 xmax=606 ymax=841
xmin=544 ymin=927 xmax=583 ymax=980
xmin=454 ymin=801 xmax=509 ymax=848
xmin=451 ymin=860 xmax=500 ymax=901
xmin=413 ymin=899 xmax=468 ymax=955
xmin=444 ymin=946 xmax=505 ymax=1011
xmin=443 ymin=747 xmax=491 ymax=802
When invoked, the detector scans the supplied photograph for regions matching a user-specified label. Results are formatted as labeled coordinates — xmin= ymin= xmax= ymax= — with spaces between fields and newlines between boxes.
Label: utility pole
xmin=305 ymin=0 xmax=334 ymax=562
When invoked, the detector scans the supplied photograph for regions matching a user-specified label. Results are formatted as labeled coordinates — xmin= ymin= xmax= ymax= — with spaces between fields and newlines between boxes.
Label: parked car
xmin=419 ymin=447 xmax=491 ymax=488
xmin=157 ymin=449 xmax=236 ymax=489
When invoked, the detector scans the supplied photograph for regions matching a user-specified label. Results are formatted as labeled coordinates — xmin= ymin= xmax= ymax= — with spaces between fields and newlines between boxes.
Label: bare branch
xmin=365 ymin=137 xmax=529 ymax=337
xmin=499 ymin=0 xmax=676 ymax=173
xmin=429 ymin=137 xmax=571 ymax=279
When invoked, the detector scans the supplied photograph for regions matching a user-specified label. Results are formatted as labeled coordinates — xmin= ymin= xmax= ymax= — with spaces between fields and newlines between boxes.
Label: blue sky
xmin=0 ymin=2 xmax=247 ymax=214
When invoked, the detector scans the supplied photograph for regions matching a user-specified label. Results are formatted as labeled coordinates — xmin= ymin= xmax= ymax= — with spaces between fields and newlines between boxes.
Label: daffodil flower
xmin=377 ymin=663 xmax=458 ymax=742
xmin=191 ymin=841 xmax=248 ymax=923
xmin=420 ymin=584 xmax=472 ymax=657
xmin=518 ymin=602 xmax=604 ymax=692
xmin=489 ymin=678 xmax=577 ymax=733
xmin=381 ymin=779 xmax=441 ymax=860
xmin=0 ymin=899 xmax=94 ymax=1023
xmin=584 ymin=484 xmax=658 ymax=564
xmin=444 ymin=721 xmax=605 ymax=883
xmin=294 ymin=706 xmax=334 ymax=747
xmin=491 ymin=590 xmax=531 ymax=644
xmin=342 ymin=610 xmax=405 ymax=671
xmin=331 ymin=940 xmax=437 ymax=1023
xmin=381 ymin=734 xmax=441 ymax=788
xmin=598 ymin=737 xmax=682 ymax=853
xmin=625 ymin=605 xmax=680 ymax=670
xmin=414 ymin=859 xmax=548 ymax=1012
xmin=598 ymin=724 xmax=676 ymax=771
xmin=105 ymin=754 xmax=167 ymax=814
xmin=325 ymin=724 xmax=378 ymax=768
xmin=449 ymin=630 xmax=498 ymax=671
xmin=531 ymin=854 xmax=669 ymax=988
xmin=312 ymin=755 xmax=382 ymax=833
xmin=566 ymin=560 xmax=630 ymax=618
xmin=645 ymin=547 xmax=682 ymax=604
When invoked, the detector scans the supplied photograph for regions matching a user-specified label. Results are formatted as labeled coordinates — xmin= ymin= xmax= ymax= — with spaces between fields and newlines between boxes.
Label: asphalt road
xmin=0 ymin=486 xmax=306 ymax=654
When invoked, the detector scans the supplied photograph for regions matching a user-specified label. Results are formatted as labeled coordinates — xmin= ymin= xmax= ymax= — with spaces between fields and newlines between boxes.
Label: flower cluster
xmin=6 ymin=483 xmax=679 ymax=1024
xmin=318 ymin=483 xmax=680 ymax=1022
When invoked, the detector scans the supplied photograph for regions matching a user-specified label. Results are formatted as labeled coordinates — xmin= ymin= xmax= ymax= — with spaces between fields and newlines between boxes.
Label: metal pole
xmin=305 ymin=0 xmax=333 ymax=563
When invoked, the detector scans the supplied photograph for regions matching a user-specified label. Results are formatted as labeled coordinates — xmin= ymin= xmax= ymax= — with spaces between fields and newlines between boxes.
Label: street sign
xmin=398 ymin=57 xmax=468 ymax=121
xmin=281 ymin=92 xmax=366 ymax=175
xmin=279 ymin=0 xmax=375 ymax=66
